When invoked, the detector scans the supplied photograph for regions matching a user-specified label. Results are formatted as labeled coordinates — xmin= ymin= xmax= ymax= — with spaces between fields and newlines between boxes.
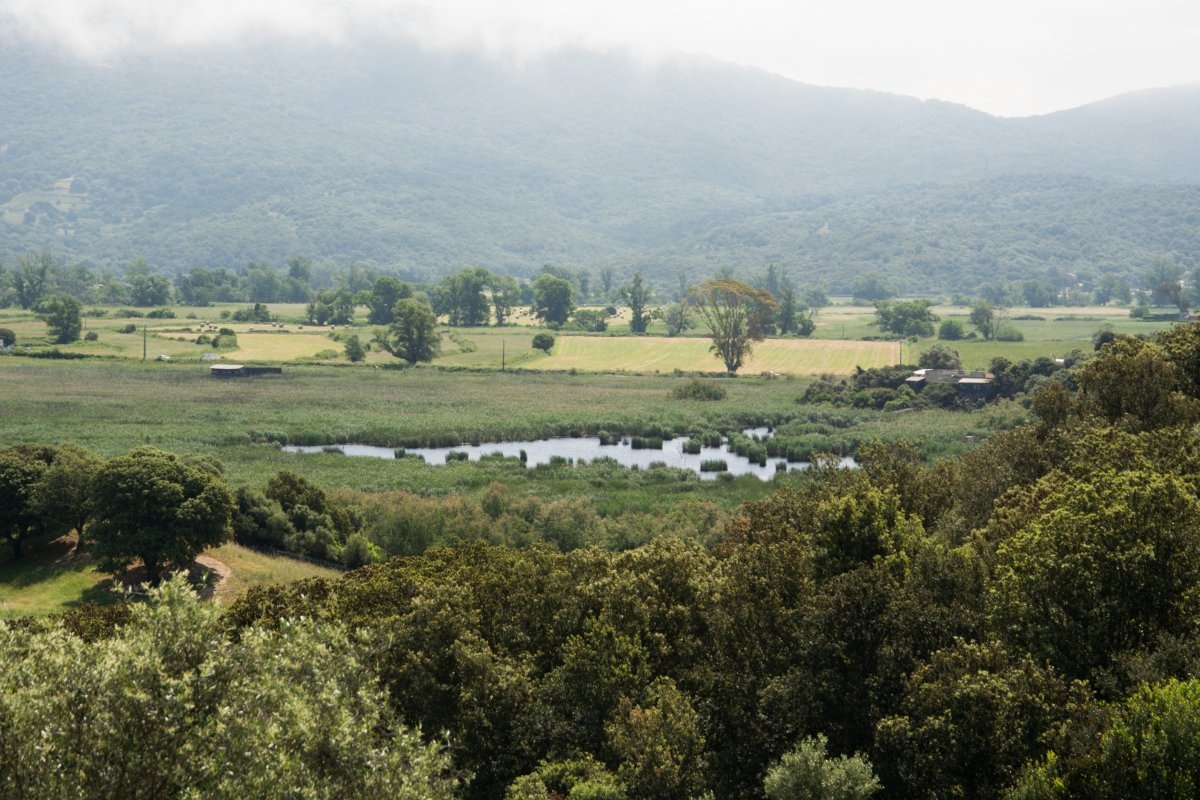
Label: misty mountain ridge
xmin=1 ymin=34 xmax=1197 ymax=292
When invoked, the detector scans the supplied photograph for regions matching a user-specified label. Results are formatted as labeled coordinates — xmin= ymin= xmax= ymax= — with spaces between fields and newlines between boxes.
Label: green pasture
xmin=912 ymin=307 xmax=1178 ymax=368
xmin=0 ymin=537 xmax=110 ymax=618
xmin=807 ymin=302 xmax=1178 ymax=368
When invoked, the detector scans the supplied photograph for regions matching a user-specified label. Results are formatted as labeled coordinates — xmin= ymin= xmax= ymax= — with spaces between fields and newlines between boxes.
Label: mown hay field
xmin=537 ymin=335 xmax=898 ymax=375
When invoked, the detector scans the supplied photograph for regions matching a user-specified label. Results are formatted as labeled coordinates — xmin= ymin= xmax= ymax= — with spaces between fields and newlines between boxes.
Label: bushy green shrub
xmin=231 ymin=303 xmax=272 ymax=323
xmin=938 ymin=319 xmax=965 ymax=340
xmin=671 ymin=378 xmax=728 ymax=401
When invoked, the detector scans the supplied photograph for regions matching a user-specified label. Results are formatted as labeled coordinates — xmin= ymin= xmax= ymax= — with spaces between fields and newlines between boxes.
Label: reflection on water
xmin=282 ymin=429 xmax=854 ymax=482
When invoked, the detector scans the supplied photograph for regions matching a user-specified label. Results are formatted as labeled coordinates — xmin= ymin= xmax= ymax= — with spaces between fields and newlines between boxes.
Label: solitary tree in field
xmin=969 ymin=300 xmax=1006 ymax=340
xmin=36 ymin=294 xmax=83 ymax=343
xmin=344 ymin=334 xmax=368 ymax=362
xmin=89 ymin=446 xmax=234 ymax=583
xmin=690 ymin=279 xmax=778 ymax=373
xmin=532 ymin=332 xmax=555 ymax=354
xmin=621 ymin=272 xmax=651 ymax=334
xmin=376 ymin=298 xmax=441 ymax=365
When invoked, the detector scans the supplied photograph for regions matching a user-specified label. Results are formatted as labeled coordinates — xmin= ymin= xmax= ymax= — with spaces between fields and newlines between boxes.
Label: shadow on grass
xmin=66 ymin=577 xmax=122 ymax=608
xmin=0 ymin=536 xmax=90 ymax=589
xmin=61 ymin=561 xmax=219 ymax=608
xmin=2 ymin=536 xmax=223 ymax=613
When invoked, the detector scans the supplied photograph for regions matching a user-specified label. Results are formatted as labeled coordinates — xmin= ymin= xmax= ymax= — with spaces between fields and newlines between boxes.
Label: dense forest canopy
xmin=1 ymin=32 xmax=1198 ymax=292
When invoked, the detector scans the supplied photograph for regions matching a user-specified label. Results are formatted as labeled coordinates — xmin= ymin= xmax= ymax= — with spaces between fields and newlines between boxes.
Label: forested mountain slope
xmin=1 ymin=30 xmax=1197 ymax=290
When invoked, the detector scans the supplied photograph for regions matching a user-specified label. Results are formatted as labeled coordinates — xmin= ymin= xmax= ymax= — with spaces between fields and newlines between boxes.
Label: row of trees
xmin=0 ymin=252 xmax=668 ymax=317
xmin=872 ymin=299 xmax=1024 ymax=342
xmin=851 ymin=256 xmax=1199 ymax=311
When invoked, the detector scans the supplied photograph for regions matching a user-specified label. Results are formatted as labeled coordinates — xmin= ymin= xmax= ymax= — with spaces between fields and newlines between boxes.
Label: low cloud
xmin=2 ymin=0 xmax=1198 ymax=116
xmin=0 ymin=0 xmax=654 ymax=62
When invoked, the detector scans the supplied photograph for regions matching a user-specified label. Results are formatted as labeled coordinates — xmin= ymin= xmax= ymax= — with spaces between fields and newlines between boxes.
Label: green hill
xmin=1 ymin=31 xmax=1197 ymax=291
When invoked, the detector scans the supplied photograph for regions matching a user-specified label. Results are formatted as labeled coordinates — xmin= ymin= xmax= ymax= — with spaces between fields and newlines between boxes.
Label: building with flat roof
xmin=210 ymin=364 xmax=283 ymax=378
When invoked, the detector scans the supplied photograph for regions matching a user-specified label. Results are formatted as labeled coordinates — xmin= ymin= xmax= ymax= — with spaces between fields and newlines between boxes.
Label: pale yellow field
xmin=223 ymin=332 xmax=341 ymax=360
xmin=531 ymin=335 xmax=899 ymax=375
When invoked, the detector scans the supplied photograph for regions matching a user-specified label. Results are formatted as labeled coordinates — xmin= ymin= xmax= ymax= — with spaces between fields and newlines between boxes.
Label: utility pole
xmin=501 ymin=338 xmax=506 ymax=372
xmin=143 ymin=324 xmax=147 ymax=362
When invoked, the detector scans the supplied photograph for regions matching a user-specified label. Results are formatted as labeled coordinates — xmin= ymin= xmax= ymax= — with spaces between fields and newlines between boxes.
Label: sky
xmin=2 ymin=0 xmax=1198 ymax=117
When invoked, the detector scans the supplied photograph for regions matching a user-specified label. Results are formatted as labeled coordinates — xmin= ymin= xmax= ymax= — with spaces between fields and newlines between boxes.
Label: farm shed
xmin=210 ymin=364 xmax=283 ymax=378
xmin=905 ymin=368 xmax=994 ymax=398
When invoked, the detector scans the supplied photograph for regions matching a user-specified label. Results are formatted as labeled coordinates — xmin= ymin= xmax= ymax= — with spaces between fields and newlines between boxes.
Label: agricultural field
xmin=543 ymin=335 xmax=898 ymax=374
xmin=437 ymin=328 xmax=899 ymax=374
xmin=1 ymin=300 xmax=1181 ymax=374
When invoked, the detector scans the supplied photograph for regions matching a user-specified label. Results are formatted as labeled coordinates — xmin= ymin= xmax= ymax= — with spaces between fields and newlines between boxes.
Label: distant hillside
xmin=1 ymin=32 xmax=1197 ymax=291
xmin=648 ymin=176 xmax=1200 ymax=294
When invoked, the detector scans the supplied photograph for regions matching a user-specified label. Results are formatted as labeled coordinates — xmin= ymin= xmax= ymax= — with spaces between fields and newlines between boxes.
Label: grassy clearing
xmin=0 ymin=536 xmax=342 ymax=617
xmin=203 ymin=543 xmax=343 ymax=604
xmin=0 ymin=537 xmax=110 ymax=618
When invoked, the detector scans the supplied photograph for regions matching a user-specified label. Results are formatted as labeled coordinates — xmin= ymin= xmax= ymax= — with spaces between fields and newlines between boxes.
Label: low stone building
xmin=905 ymin=368 xmax=994 ymax=398
xmin=210 ymin=364 xmax=283 ymax=378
